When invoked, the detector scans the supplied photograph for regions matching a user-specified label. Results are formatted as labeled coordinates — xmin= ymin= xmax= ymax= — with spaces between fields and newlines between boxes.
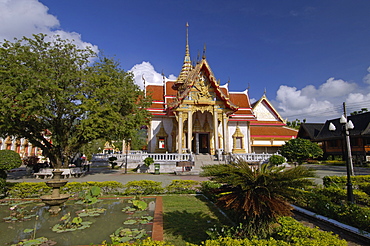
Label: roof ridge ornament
xmin=202 ymin=43 xmax=206 ymax=59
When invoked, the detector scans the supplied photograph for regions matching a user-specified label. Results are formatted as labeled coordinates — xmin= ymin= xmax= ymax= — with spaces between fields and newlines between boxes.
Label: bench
xmin=70 ymin=167 xmax=85 ymax=177
xmin=33 ymin=168 xmax=53 ymax=179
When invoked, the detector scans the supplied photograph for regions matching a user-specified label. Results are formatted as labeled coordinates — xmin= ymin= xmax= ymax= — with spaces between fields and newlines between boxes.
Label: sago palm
xmin=200 ymin=159 xmax=315 ymax=238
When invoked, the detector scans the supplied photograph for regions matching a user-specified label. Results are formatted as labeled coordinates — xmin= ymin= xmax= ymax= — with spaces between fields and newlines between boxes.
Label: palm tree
xmin=200 ymin=159 xmax=315 ymax=238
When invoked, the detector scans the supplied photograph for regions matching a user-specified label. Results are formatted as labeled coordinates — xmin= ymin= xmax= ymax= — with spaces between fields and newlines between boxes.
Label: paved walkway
xmin=6 ymin=164 xmax=370 ymax=186
xmin=6 ymin=166 xmax=209 ymax=185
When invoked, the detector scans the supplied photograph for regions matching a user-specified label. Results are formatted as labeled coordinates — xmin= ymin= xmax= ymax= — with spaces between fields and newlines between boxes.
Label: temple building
xmin=0 ymin=136 xmax=41 ymax=158
xmin=145 ymin=26 xmax=297 ymax=155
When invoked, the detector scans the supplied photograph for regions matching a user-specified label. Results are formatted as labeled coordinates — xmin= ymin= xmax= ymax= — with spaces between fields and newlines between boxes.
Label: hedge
xmin=4 ymin=180 xmax=202 ymax=198
xmin=323 ymin=175 xmax=370 ymax=188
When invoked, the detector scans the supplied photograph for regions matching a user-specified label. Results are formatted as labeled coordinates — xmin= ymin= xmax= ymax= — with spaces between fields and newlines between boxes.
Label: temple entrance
xmin=199 ymin=133 xmax=209 ymax=153
xmin=192 ymin=133 xmax=210 ymax=154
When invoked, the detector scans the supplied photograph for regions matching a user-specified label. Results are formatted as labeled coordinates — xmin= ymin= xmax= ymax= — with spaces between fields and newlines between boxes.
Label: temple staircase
xmin=176 ymin=153 xmax=223 ymax=175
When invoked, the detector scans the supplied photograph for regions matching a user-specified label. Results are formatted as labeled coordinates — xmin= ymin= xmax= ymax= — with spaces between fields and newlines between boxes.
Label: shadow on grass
xmin=163 ymin=195 xmax=234 ymax=245
xmin=194 ymin=194 xmax=235 ymax=225
xmin=163 ymin=209 xmax=217 ymax=245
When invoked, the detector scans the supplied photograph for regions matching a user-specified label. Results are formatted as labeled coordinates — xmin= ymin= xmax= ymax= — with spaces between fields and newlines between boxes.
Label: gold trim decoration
xmin=232 ymin=126 xmax=246 ymax=153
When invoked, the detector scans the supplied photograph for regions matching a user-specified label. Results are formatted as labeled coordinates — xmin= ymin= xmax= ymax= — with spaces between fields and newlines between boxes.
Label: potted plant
xmin=140 ymin=157 xmax=154 ymax=173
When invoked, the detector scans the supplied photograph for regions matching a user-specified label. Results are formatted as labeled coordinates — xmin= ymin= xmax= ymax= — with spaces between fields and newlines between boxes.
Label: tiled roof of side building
xmin=229 ymin=93 xmax=251 ymax=108
xmin=250 ymin=120 xmax=285 ymax=126
xmin=148 ymin=102 xmax=165 ymax=109
xmin=165 ymin=81 xmax=177 ymax=96
xmin=146 ymin=85 xmax=164 ymax=101
xmin=219 ymin=87 xmax=229 ymax=98
xmin=250 ymin=126 xmax=298 ymax=137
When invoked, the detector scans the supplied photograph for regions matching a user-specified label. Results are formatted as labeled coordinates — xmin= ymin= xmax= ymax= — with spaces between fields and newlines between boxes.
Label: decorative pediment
xmin=169 ymin=59 xmax=238 ymax=112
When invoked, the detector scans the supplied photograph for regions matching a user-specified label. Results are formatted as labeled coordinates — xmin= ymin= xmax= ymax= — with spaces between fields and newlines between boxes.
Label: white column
xmin=187 ymin=111 xmax=192 ymax=152
xmin=178 ymin=112 xmax=183 ymax=154
xmin=222 ymin=113 xmax=229 ymax=153
xmin=195 ymin=133 xmax=199 ymax=154
xmin=147 ymin=121 xmax=153 ymax=152
xmin=213 ymin=110 xmax=219 ymax=152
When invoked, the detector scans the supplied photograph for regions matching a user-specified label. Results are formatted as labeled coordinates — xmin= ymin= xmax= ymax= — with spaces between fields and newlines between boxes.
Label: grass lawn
xmin=162 ymin=194 xmax=232 ymax=246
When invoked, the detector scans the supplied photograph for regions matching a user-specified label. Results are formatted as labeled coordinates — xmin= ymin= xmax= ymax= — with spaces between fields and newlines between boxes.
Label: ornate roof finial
xmin=202 ymin=43 xmax=207 ymax=59
xmin=176 ymin=22 xmax=192 ymax=83
xmin=264 ymin=88 xmax=266 ymax=96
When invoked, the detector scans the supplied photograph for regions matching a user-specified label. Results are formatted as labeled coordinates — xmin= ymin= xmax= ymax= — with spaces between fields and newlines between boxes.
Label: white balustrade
xmin=230 ymin=152 xmax=278 ymax=163
xmin=93 ymin=151 xmax=277 ymax=165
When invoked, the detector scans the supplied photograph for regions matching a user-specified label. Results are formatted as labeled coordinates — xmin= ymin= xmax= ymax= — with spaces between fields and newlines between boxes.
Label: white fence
xmin=229 ymin=153 xmax=277 ymax=163
xmin=93 ymin=152 xmax=276 ymax=164
xmin=92 ymin=152 xmax=191 ymax=163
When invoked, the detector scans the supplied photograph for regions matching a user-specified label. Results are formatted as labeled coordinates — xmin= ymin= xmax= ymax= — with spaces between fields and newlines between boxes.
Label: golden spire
xmin=202 ymin=43 xmax=206 ymax=59
xmin=176 ymin=22 xmax=192 ymax=83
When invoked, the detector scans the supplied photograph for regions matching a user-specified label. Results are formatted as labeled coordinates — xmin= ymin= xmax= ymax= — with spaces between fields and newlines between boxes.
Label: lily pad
xmin=123 ymin=219 xmax=137 ymax=225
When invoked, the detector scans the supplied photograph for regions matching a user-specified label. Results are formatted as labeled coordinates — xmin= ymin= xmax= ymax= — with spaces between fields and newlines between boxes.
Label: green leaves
xmin=201 ymin=159 xmax=315 ymax=238
xmin=279 ymin=138 xmax=323 ymax=164
xmin=0 ymin=150 xmax=22 ymax=174
xmin=0 ymin=34 xmax=151 ymax=168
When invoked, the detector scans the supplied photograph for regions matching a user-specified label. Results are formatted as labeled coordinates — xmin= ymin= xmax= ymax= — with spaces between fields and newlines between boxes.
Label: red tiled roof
xmin=250 ymin=121 xmax=285 ymax=126
xmin=250 ymin=126 xmax=298 ymax=138
xmin=220 ymin=87 xmax=229 ymax=97
xmin=229 ymin=93 xmax=251 ymax=108
xmin=166 ymin=81 xmax=177 ymax=96
xmin=146 ymin=85 xmax=164 ymax=101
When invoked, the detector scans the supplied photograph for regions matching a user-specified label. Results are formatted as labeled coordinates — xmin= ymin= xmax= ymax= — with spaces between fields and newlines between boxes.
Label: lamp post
xmin=328 ymin=103 xmax=355 ymax=203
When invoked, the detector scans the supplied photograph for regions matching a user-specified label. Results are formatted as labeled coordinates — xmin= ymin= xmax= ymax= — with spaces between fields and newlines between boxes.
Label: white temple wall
xmin=227 ymin=121 xmax=250 ymax=153
xmin=149 ymin=117 xmax=173 ymax=153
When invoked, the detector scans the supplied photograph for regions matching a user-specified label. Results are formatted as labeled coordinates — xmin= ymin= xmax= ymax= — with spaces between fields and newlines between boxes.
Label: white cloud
xmin=274 ymin=75 xmax=370 ymax=122
xmin=318 ymin=77 xmax=356 ymax=98
xmin=363 ymin=66 xmax=370 ymax=85
xmin=129 ymin=61 xmax=177 ymax=89
xmin=0 ymin=0 xmax=98 ymax=53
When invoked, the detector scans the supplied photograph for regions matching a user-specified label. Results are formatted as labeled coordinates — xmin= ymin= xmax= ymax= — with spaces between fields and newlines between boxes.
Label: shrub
xmin=165 ymin=180 xmax=199 ymax=194
xmin=0 ymin=178 xmax=6 ymax=196
xmin=143 ymin=157 xmax=154 ymax=167
xmin=61 ymin=181 xmax=124 ymax=197
xmin=7 ymin=182 xmax=51 ymax=198
xmin=295 ymin=189 xmax=370 ymax=231
xmin=323 ymin=175 xmax=370 ymax=188
xmin=6 ymin=181 xmax=124 ymax=198
xmin=101 ymin=237 xmax=175 ymax=245
xmin=269 ymin=155 xmax=286 ymax=166
xmin=123 ymin=180 xmax=164 ymax=195
xmin=275 ymin=216 xmax=347 ymax=245
xmin=108 ymin=156 xmax=118 ymax=169
xmin=199 ymin=181 xmax=222 ymax=202
xmin=359 ymin=183 xmax=370 ymax=196
xmin=0 ymin=150 xmax=22 ymax=179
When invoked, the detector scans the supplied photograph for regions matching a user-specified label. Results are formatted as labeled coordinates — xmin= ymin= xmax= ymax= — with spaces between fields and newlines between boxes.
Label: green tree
xmin=200 ymin=159 xmax=314 ymax=238
xmin=268 ymin=154 xmax=286 ymax=166
xmin=279 ymin=138 xmax=323 ymax=164
xmin=0 ymin=34 xmax=151 ymax=169
xmin=0 ymin=149 xmax=22 ymax=179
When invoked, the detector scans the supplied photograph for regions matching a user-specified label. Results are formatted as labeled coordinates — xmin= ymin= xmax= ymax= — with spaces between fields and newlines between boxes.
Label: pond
xmin=0 ymin=197 xmax=157 ymax=245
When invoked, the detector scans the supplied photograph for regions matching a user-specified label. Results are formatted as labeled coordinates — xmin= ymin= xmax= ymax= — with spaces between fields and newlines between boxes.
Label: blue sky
xmin=1 ymin=0 xmax=370 ymax=122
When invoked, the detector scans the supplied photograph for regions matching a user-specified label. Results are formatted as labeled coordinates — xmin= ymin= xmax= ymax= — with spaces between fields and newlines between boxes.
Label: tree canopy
xmin=279 ymin=138 xmax=323 ymax=164
xmin=0 ymin=34 xmax=151 ymax=168
xmin=0 ymin=150 xmax=22 ymax=179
